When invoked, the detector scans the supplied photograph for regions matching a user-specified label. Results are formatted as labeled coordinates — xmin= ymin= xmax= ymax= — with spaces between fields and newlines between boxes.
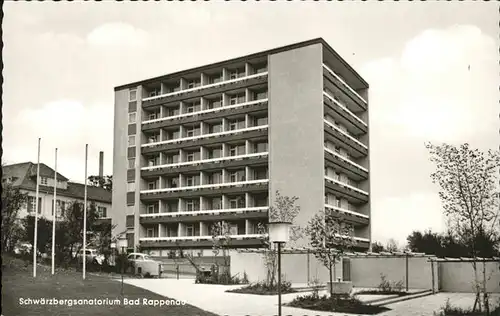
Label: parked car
xmin=127 ymin=253 xmax=162 ymax=277
xmin=76 ymin=249 xmax=104 ymax=265
xmin=13 ymin=243 xmax=42 ymax=256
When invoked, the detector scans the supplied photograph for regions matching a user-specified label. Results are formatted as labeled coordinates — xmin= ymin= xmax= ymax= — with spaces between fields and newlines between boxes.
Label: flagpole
xmin=33 ymin=138 xmax=41 ymax=278
xmin=51 ymin=148 xmax=58 ymax=275
xmin=83 ymin=144 xmax=88 ymax=280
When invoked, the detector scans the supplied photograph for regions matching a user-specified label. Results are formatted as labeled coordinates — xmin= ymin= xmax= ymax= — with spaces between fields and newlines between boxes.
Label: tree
xmin=92 ymin=221 xmax=116 ymax=265
xmin=407 ymin=230 xmax=444 ymax=256
xmin=88 ymin=175 xmax=112 ymax=192
xmin=1 ymin=180 xmax=28 ymax=252
xmin=210 ymin=221 xmax=232 ymax=283
xmin=426 ymin=142 xmax=500 ymax=314
xmin=305 ymin=209 xmax=356 ymax=297
xmin=371 ymin=241 xmax=385 ymax=253
xmin=386 ymin=238 xmax=400 ymax=252
xmin=54 ymin=200 xmax=100 ymax=264
xmin=22 ymin=215 xmax=53 ymax=255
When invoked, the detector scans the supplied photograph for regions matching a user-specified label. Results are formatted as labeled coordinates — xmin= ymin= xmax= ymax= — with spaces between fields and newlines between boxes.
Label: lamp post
xmin=116 ymin=238 xmax=128 ymax=296
xmin=268 ymin=221 xmax=291 ymax=316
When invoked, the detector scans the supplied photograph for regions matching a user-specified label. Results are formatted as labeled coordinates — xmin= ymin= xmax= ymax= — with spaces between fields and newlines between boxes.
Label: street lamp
xmin=115 ymin=238 xmax=128 ymax=296
xmin=268 ymin=221 xmax=291 ymax=316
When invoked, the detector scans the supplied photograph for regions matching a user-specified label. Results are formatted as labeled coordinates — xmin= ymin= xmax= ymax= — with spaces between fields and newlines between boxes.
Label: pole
xmin=277 ymin=242 xmax=282 ymax=316
xmin=51 ymin=148 xmax=58 ymax=275
xmin=431 ymin=260 xmax=435 ymax=294
xmin=406 ymin=253 xmax=409 ymax=292
xmin=33 ymin=138 xmax=41 ymax=278
xmin=83 ymin=144 xmax=88 ymax=280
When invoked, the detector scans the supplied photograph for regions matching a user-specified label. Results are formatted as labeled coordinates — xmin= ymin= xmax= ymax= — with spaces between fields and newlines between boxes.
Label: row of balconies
xmin=324 ymin=120 xmax=368 ymax=159
xmin=142 ymin=141 xmax=268 ymax=168
xmin=140 ymin=91 xmax=268 ymax=125
xmin=137 ymin=166 xmax=269 ymax=192
xmin=323 ymin=91 xmax=368 ymax=137
xmin=322 ymin=63 xmax=367 ymax=112
xmin=141 ymin=114 xmax=268 ymax=144
xmin=324 ymin=146 xmax=368 ymax=181
xmin=139 ymin=67 xmax=268 ymax=108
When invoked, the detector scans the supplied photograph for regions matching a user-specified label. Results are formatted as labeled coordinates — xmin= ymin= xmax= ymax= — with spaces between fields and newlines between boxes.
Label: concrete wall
xmin=231 ymin=251 xmax=341 ymax=284
xmin=268 ymin=43 xmax=324 ymax=239
xmin=349 ymin=257 xmax=434 ymax=290
xmin=112 ymin=89 xmax=130 ymax=238
xmin=439 ymin=261 xmax=500 ymax=293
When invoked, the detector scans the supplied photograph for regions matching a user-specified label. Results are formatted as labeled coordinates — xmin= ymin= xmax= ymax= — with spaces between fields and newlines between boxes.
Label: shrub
xmin=287 ymin=293 xmax=389 ymax=314
xmin=378 ymin=274 xmax=405 ymax=293
xmin=227 ymin=279 xmax=295 ymax=295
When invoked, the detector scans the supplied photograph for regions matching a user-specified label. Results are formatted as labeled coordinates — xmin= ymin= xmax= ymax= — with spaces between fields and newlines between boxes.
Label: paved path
xmin=123 ymin=279 xmax=499 ymax=316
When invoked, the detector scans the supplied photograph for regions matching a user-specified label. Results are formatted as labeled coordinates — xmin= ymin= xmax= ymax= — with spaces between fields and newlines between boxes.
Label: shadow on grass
xmin=1 ymin=255 xmax=217 ymax=316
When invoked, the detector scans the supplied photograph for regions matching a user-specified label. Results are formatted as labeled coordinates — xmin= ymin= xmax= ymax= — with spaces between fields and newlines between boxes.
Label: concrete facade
xmin=112 ymin=38 xmax=370 ymax=253
xmin=438 ymin=261 xmax=500 ymax=293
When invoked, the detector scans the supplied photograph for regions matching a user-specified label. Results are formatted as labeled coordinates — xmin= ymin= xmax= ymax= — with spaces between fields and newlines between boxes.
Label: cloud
xmin=87 ymin=22 xmax=150 ymax=48
xmin=5 ymin=100 xmax=114 ymax=181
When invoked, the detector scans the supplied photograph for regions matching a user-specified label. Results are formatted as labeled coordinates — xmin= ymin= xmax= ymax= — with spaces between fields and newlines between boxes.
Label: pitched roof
xmin=2 ymin=162 xmax=111 ymax=204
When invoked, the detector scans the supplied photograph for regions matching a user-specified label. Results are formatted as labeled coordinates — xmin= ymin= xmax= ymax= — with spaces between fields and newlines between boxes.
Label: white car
xmin=127 ymin=253 xmax=155 ymax=262
xmin=77 ymin=249 xmax=105 ymax=265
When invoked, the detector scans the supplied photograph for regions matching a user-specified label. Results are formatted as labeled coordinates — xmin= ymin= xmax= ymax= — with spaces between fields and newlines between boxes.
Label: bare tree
xmin=386 ymin=238 xmax=400 ymax=252
xmin=305 ymin=209 xmax=356 ymax=297
xmin=426 ymin=142 xmax=500 ymax=314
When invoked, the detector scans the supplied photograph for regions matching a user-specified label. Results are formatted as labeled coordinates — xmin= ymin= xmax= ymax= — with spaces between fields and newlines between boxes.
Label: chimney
xmin=99 ymin=151 xmax=104 ymax=178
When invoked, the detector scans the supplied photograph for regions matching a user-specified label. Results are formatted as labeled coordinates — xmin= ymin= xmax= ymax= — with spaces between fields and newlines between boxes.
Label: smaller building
xmin=2 ymin=162 xmax=112 ymax=224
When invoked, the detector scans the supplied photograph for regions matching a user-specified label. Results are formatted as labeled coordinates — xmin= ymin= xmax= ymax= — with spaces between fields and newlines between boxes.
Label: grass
xmin=286 ymin=293 xmax=390 ymax=315
xmin=435 ymin=299 xmax=500 ymax=316
xmin=1 ymin=255 xmax=218 ymax=316
xmin=226 ymin=280 xmax=297 ymax=295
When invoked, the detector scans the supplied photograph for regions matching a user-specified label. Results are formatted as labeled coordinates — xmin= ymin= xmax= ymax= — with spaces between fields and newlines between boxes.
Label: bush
xmin=434 ymin=299 xmax=500 ymax=316
xmin=377 ymin=274 xmax=405 ymax=293
xmin=227 ymin=279 xmax=295 ymax=295
xmin=195 ymin=265 xmax=243 ymax=285
xmin=287 ymin=293 xmax=389 ymax=315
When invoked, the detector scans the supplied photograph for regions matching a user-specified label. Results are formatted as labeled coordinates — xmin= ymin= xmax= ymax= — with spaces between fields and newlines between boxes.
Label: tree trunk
xmin=482 ymin=259 xmax=490 ymax=315
xmin=329 ymin=261 xmax=333 ymax=297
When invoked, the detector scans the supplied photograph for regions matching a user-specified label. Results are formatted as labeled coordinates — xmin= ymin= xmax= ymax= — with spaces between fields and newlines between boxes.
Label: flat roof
xmin=114 ymin=37 xmax=368 ymax=91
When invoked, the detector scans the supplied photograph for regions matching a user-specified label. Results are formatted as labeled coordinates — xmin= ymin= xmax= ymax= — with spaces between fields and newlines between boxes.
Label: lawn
xmin=2 ymin=255 xmax=218 ymax=316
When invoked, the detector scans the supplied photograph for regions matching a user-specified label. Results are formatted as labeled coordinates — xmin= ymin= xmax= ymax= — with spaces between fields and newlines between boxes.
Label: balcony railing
xmin=142 ymin=152 xmax=269 ymax=171
xmin=142 ymin=125 xmax=268 ymax=149
xmin=324 ymin=147 xmax=368 ymax=172
xmin=324 ymin=120 xmax=368 ymax=150
xmin=323 ymin=91 xmax=367 ymax=127
xmin=325 ymin=204 xmax=369 ymax=219
xmin=141 ymin=179 xmax=269 ymax=195
xmin=142 ymin=72 xmax=269 ymax=102
xmin=325 ymin=176 xmax=369 ymax=196
xmin=140 ymin=206 xmax=268 ymax=218
xmin=140 ymin=233 xmax=267 ymax=242
xmin=322 ymin=64 xmax=367 ymax=105
xmin=143 ymin=99 xmax=268 ymax=125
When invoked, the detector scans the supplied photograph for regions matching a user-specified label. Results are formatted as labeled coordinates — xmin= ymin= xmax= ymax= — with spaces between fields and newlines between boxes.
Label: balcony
xmin=325 ymin=176 xmax=369 ymax=203
xmin=322 ymin=64 xmax=367 ymax=111
xmin=323 ymin=91 xmax=367 ymax=135
xmin=139 ymin=233 xmax=267 ymax=248
xmin=142 ymin=99 xmax=268 ymax=131
xmin=324 ymin=147 xmax=368 ymax=181
xmin=142 ymin=125 xmax=268 ymax=154
xmin=324 ymin=120 xmax=368 ymax=158
xmin=140 ymin=179 xmax=269 ymax=201
xmin=324 ymin=204 xmax=369 ymax=226
xmin=142 ymin=152 xmax=268 ymax=178
xmin=140 ymin=206 xmax=268 ymax=224
xmin=142 ymin=72 xmax=268 ymax=108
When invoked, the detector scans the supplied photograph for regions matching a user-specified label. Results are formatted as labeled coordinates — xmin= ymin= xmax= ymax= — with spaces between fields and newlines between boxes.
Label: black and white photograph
xmin=1 ymin=2 xmax=499 ymax=316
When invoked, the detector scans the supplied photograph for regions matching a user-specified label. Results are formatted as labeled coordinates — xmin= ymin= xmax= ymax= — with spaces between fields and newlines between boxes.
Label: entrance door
xmin=342 ymin=258 xmax=351 ymax=281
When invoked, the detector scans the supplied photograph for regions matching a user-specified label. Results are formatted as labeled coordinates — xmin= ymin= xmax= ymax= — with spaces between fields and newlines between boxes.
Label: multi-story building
xmin=113 ymin=38 xmax=370 ymax=256
xmin=2 ymin=162 xmax=112 ymax=224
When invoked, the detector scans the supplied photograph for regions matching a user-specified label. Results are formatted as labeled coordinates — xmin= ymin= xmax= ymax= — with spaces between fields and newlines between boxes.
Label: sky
xmin=3 ymin=2 xmax=498 ymax=246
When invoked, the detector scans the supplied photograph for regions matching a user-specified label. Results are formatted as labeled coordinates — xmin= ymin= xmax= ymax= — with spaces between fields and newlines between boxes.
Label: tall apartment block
xmin=113 ymin=38 xmax=370 ymax=256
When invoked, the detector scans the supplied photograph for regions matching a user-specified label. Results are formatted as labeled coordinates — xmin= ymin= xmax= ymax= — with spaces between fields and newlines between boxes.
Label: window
xmin=149 ymin=91 xmax=157 ymax=97
xmin=146 ymin=228 xmax=154 ymax=238
xmin=148 ymin=182 xmax=157 ymax=190
xmin=186 ymin=127 xmax=195 ymax=137
xmin=210 ymin=73 xmax=222 ymax=84
xmin=229 ymin=95 xmax=239 ymax=105
xmin=208 ymin=148 xmax=222 ymax=159
xmin=127 ymin=181 xmax=135 ymax=192
xmin=229 ymin=199 xmax=238 ymax=209
xmin=254 ymin=116 xmax=268 ymax=126
xmin=207 ymin=172 xmax=222 ymax=184
xmin=148 ymin=113 xmax=157 ymax=121
xmin=28 ymin=196 xmax=42 ymax=214
xmin=186 ymin=152 xmax=195 ymax=162
xmin=228 ymin=121 xmax=238 ymax=131
xmin=128 ymin=135 xmax=136 ymax=147
xmin=210 ymin=197 xmax=222 ymax=209
xmin=209 ymin=123 xmax=222 ymax=134
xmin=229 ymin=146 xmax=237 ymax=157
xmin=186 ymin=225 xmax=194 ymax=236
xmin=229 ymin=71 xmax=238 ymax=80
xmin=40 ymin=177 xmax=48 ymax=186
xmin=186 ymin=200 xmax=196 ymax=212
xmin=229 ymin=224 xmax=238 ymax=235
xmin=128 ymin=112 xmax=137 ymax=124
xmin=254 ymin=168 xmax=268 ymax=180
xmin=148 ymin=158 xmax=156 ymax=167
xmin=187 ymin=79 xmax=200 ymax=89
xmin=97 ymin=206 xmax=107 ymax=218
xmin=254 ymin=142 xmax=268 ymax=153
xmin=147 ymin=205 xmax=155 ymax=214
xmin=148 ymin=135 xmax=157 ymax=143
xmin=128 ymin=158 xmax=135 ymax=169
xmin=229 ymin=172 xmax=238 ymax=183
xmin=186 ymin=176 xmax=194 ymax=187
xmin=255 ymin=90 xmax=268 ymax=100
xmin=186 ymin=105 xmax=194 ymax=113
xmin=129 ymin=89 xmax=137 ymax=102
